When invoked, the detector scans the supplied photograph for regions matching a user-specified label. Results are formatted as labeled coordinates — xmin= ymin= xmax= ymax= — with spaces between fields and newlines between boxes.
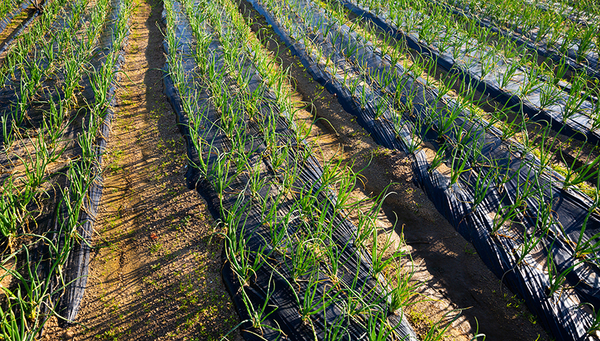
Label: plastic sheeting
xmin=423 ymin=0 xmax=600 ymax=81
xmin=246 ymin=0 xmax=600 ymax=339
xmin=55 ymin=0 xmax=130 ymax=325
xmin=161 ymin=1 xmax=419 ymax=339
xmin=338 ymin=0 xmax=600 ymax=146
xmin=444 ymin=0 xmax=600 ymax=74
xmin=0 ymin=3 xmax=40 ymax=56
xmin=0 ymin=0 xmax=32 ymax=37
xmin=0 ymin=0 xmax=77 ymax=143
xmin=521 ymin=0 xmax=600 ymax=36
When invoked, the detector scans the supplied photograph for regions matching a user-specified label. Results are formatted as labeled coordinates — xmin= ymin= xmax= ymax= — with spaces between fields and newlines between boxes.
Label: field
xmin=0 ymin=0 xmax=599 ymax=340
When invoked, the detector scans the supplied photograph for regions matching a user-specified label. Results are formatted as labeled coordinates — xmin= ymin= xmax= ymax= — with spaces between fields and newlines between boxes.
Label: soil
xmin=0 ymin=4 xmax=37 ymax=60
xmin=43 ymin=0 xmax=241 ymax=339
xmin=236 ymin=0 xmax=552 ymax=340
xmin=39 ymin=0 xmax=553 ymax=340
xmin=340 ymin=0 xmax=600 ymax=194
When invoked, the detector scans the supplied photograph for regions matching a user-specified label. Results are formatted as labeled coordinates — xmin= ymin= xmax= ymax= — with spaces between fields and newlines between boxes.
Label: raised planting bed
xmin=0 ymin=0 xmax=131 ymax=337
xmin=440 ymin=0 xmax=600 ymax=70
xmin=240 ymin=0 xmax=600 ymax=339
xmin=420 ymin=0 xmax=600 ymax=82
xmin=0 ymin=0 xmax=46 ymax=57
xmin=0 ymin=0 xmax=95 ymax=136
xmin=521 ymin=0 xmax=600 ymax=28
xmin=0 ymin=0 xmax=32 ymax=37
xmin=162 ymin=0 xmax=422 ymax=339
xmin=338 ymin=0 xmax=600 ymax=145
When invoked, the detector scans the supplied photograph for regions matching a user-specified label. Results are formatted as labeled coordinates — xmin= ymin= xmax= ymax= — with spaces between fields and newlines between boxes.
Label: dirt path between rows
xmin=44 ymin=0 xmax=241 ymax=340
xmin=236 ymin=1 xmax=552 ymax=340
xmin=42 ymin=0 xmax=552 ymax=339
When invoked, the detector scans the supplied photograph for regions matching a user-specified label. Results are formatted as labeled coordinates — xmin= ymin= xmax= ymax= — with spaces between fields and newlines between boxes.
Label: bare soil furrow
xmin=43 ymin=0 xmax=241 ymax=339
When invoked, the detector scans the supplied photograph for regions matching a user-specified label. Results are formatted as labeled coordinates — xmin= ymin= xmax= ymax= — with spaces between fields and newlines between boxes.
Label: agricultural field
xmin=0 ymin=0 xmax=599 ymax=340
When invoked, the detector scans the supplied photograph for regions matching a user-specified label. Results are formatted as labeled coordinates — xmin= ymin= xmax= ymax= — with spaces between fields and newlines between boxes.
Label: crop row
xmin=416 ymin=0 xmax=600 ymax=84
xmin=443 ymin=0 xmax=600 ymax=63
xmin=343 ymin=0 xmax=600 ymax=147
xmin=0 ymin=0 xmax=131 ymax=338
xmin=336 ymin=3 xmax=597 ymax=189
xmin=0 ymin=0 xmax=31 ymax=38
xmin=257 ymin=0 xmax=598 ymax=207
xmin=434 ymin=0 xmax=600 ymax=81
xmin=327 ymin=0 xmax=600 ymax=192
xmin=241 ymin=0 xmax=600 ymax=339
xmin=325 ymin=0 xmax=600 ymax=264
xmin=160 ymin=0 xmax=451 ymax=339
xmin=521 ymin=0 xmax=599 ymax=28
xmin=334 ymin=0 xmax=600 ymax=337
xmin=422 ymin=0 xmax=600 ymax=68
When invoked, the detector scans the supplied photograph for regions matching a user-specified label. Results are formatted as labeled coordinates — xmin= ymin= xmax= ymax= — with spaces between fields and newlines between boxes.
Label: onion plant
xmin=555 ymin=146 xmax=600 ymax=191
xmin=343 ymin=0 xmax=600 ymax=142
xmin=446 ymin=0 xmax=599 ymax=63
xmin=0 ymin=0 xmax=109 ymax=240
xmin=545 ymin=246 xmax=580 ymax=298
xmin=0 ymin=0 xmax=132 ymax=337
xmin=0 ymin=0 xmax=27 ymax=22
xmin=572 ymin=182 xmax=600 ymax=264
xmin=163 ymin=0 xmax=429 ymax=338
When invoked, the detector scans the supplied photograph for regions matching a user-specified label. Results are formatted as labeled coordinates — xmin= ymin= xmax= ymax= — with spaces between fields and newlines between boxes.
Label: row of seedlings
xmin=0 ymin=0 xmax=131 ymax=337
xmin=0 ymin=0 xmax=88 ymax=333
xmin=328 ymin=0 xmax=600 ymax=227
xmin=316 ymin=0 xmax=600 ymax=244
xmin=325 ymin=0 xmax=600 ymax=198
xmin=258 ymin=0 xmax=595 ymax=202
xmin=162 ymin=0 xmax=425 ymax=339
xmin=416 ymin=0 xmax=600 ymax=83
xmin=354 ymin=0 xmax=600 ymax=335
xmin=1 ymin=0 xmax=101 ymax=254
xmin=520 ymin=0 xmax=599 ymax=27
xmin=338 ymin=0 xmax=600 ymax=145
xmin=242 ymin=0 xmax=600 ymax=339
xmin=447 ymin=0 xmax=600 ymax=45
xmin=336 ymin=0 xmax=600 ymax=212
xmin=0 ymin=0 xmax=78 ymax=135
xmin=0 ymin=0 xmax=31 ymax=37
xmin=322 ymin=0 xmax=600 ymax=335
xmin=56 ymin=0 xmax=131 ymax=323
xmin=296 ymin=0 xmax=600 ymax=318
xmin=0 ymin=0 xmax=45 ymax=56
xmin=409 ymin=0 xmax=600 ymax=70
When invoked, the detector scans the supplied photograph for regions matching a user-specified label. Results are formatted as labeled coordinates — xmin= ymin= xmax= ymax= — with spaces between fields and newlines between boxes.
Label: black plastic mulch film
xmin=7 ymin=0 xmax=131 ymax=325
xmin=521 ymin=0 xmax=600 ymax=48
xmin=0 ymin=0 xmax=32 ymax=36
xmin=161 ymin=0 xmax=418 ymax=340
xmin=340 ymin=0 xmax=600 ymax=147
xmin=2 ymin=0 xmax=80 ymax=297
xmin=56 ymin=0 xmax=130 ymax=324
xmin=450 ymin=0 xmax=600 ymax=74
xmin=551 ymin=2 xmax=597 ymax=27
xmin=422 ymin=0 xmax=600 ymax=81
xmin=0 ymin=0 xmax=56 ymax=133
xmin=0 ymin=0 xmax=128 ymax=328
xmin=234 ymin=0 xmax=600 ymax=339
xmin=0 ymin=1 xmax=40 ymax=57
